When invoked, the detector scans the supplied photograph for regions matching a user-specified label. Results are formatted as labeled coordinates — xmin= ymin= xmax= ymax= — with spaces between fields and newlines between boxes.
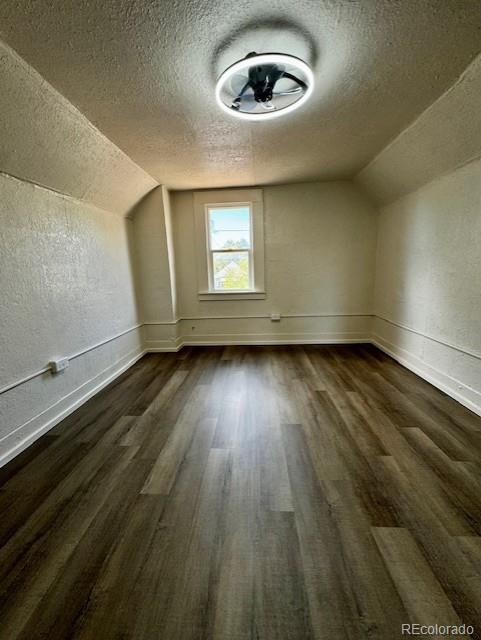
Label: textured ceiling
xmin=1 ymin=0 xmax=481 ymax=190
xmin=357 ymin=54 xmax=481 ymax=205
xmin=0 ymin=40 xmax=157 ymax=215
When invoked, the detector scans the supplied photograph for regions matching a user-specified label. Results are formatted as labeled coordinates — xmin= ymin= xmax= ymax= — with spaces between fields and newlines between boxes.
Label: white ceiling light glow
xmin=215 ymin=53 xmax=314 ymax=121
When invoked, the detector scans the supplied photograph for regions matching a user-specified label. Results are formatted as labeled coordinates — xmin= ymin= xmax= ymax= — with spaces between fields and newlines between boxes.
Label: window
xmin=207 ymin=205 xmax=252 ymax=291
xmin=194 ymin=189 xmax=265 ymax=300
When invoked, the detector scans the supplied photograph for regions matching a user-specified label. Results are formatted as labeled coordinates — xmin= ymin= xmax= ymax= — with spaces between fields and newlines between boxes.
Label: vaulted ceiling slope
xmin=1 ymin=0 xmax=480 ymax=190
xmin=357 ymin=52 xmax=481 ymax=205
xmin=0 ymin=40 xmax=157 ymax=215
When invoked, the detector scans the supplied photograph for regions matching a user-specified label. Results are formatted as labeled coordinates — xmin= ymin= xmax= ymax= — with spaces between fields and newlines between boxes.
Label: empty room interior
xmin=1 ymin=1 xmax=481 ymax=638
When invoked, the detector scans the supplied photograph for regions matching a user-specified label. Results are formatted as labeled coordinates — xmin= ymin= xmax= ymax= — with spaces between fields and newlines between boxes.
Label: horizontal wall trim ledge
xmin=373 ymin=335 xmax=481 ymax=417
xmin=3 ymin=332 xmax=479 ymax=467
xmin=375 ymin=315 xmax=481 ymax=360
xmin=144 ymin=313 xmax=374 ymax=324
xmin=0 ymin=347 xmax=145 ymax=468
xmin=2 ymin=315 xmax=371 ymax=393
xmin=6 ymin=314 xmax=476 ymax=396
xmin=0 ymin=324 xmax=143 ymax=396
xmin=179 ymin=330 xmax=369 ymax=338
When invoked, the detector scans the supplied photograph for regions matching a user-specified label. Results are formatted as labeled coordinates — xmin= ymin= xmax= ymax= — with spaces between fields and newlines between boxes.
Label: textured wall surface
xmin=357 ymin=53 xmax=481 ymax=205
xmin=0 ymin=173 xmax=143 ymax=461
xmin=0 ymin=36 xmax=156 ymax=462
xmin=356 ymin=53 xmax=481 ymax=414
xmin=158 ymin=181 xmax=377 ymax=346
xmin=373 ymin=157 xmax=481 ymax=413
xmin=0 ymin=40 xmax=157 ymax=215
xmin=1 ymin=1 xmax=480 ymax=188
xmin=130 ymin=186 xmax=176 ymax=324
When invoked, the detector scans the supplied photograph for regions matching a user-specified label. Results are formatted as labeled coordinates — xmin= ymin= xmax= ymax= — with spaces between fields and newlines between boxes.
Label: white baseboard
xmin=145 ymin=332 xmax=371 ymax=350
xmin=144 ymin=343 xmax=181 ymax=352
xmin=372 ymin=334 xmax=481 ymax=417
xmin=181 ymin=338 xmax=370 ymax=346
xmin=0 ymin=348 xmax=145 ymax=468
xmin=2 ymin=329 xmax=479 ymax=470
xmin=143 ymin=315 xmax=374 ymax=352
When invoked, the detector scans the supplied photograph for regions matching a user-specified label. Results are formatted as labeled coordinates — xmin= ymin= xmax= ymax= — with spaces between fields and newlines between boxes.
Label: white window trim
xmin=194 ymin=189 xmax=265 ymax=300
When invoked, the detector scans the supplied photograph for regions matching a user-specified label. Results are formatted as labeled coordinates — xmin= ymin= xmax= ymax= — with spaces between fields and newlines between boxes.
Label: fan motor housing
xmin=215 ymin=52 xmax=314 ymax=121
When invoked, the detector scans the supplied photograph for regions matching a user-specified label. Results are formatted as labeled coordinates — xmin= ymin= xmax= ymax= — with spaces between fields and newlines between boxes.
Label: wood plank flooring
xmin=1 ymin=345 xmax=481 ymax=640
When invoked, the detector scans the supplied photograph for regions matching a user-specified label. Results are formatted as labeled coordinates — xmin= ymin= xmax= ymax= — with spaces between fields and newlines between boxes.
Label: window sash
xmin=206 ymin=204 xmax=254 ymax=291
xmin=211 ymin=249 xmax=252 ymax=291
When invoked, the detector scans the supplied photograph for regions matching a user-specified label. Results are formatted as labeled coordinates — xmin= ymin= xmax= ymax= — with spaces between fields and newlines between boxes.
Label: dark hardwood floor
xmin=1 ymin=345 xmax=481 ymax=640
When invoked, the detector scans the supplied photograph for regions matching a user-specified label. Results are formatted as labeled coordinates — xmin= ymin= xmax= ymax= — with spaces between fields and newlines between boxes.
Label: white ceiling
xmin=1 ymin=0 xmax=481 ymax=190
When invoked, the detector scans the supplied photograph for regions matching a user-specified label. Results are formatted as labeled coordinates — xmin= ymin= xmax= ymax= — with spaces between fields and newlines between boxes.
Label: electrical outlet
xmin=270 ymin=313 xmax=281 ymax=322
xmin=50 ymin=358 xmax=69 ymax=374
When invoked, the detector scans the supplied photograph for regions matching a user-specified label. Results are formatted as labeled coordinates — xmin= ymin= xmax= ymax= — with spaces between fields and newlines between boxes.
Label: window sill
xmin=198 ymin=290 xmax=266 ymax=301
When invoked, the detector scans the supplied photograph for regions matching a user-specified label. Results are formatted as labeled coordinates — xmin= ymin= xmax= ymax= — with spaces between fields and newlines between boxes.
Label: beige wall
xmin=356 ymin=52 xmax=481 ymax=415
xmin=372 ymin=157 xmax=481 ymax=414
xmin=0 ymin=39 xmax=155 ymax=465
xmin=0 ymin=173 xmax=143 ymax=464
xmin=130 ymin=186 xmax=176 ymax=324
xmin=141 ymin=181 xmax=378 ymax=348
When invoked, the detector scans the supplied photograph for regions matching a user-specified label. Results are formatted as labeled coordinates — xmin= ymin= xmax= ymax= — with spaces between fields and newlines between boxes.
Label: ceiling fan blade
xmin=273 ymin=87 xmax=303 ymax=96
xmin=230 ymin=73 xmax=250 ymax=97
xmin=231 ymin=94 xmax=258 ymax=112
xmin=241 ymin=97 xmax=258 ymax=111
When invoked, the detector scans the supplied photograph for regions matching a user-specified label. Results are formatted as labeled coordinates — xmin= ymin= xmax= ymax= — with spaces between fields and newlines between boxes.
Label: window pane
xmin=213 ymin=251 xmax=250 ymax=290
xmin=208 ymin=207 xmax=251 ymax=250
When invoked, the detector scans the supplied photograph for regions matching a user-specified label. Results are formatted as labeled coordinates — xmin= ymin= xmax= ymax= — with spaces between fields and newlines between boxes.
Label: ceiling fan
xmin=215 ymin=52 xmax=314 ymax=121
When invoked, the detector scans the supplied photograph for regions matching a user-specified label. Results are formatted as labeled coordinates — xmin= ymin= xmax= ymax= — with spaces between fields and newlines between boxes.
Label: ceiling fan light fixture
xmin=215 ymin=52 xmax=314 ymax=121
